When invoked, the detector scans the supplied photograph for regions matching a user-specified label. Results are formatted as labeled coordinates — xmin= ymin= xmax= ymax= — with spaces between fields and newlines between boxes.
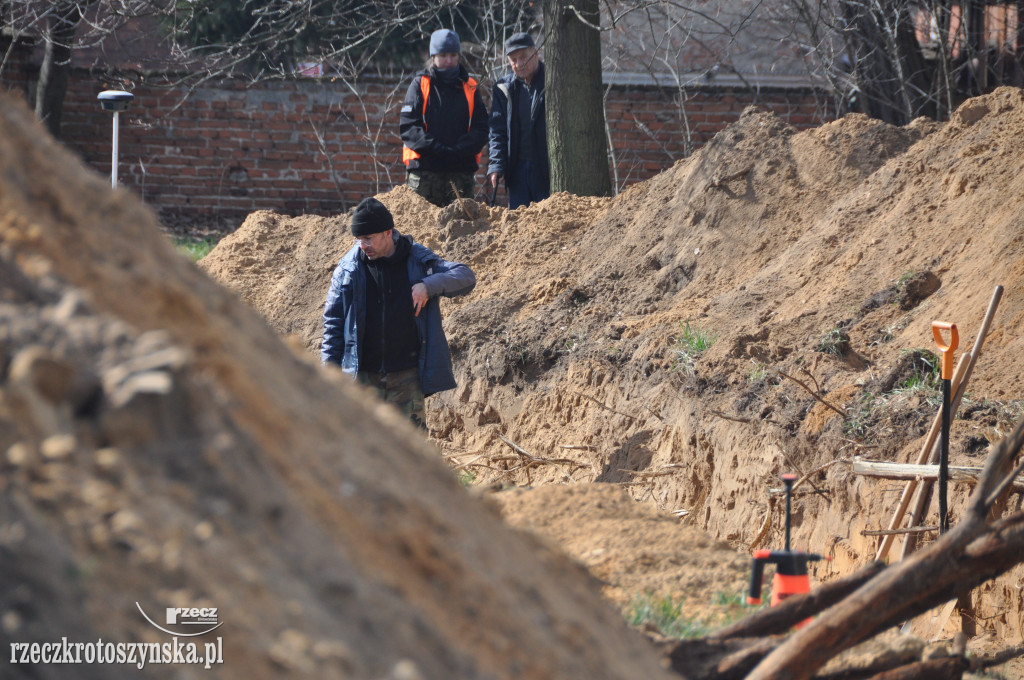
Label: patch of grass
xmin=844 ymin=392 xmax=876 ymax=438
xmin=625 ymin=593 xmax=711 ymax=639
xmin=602 ymin=343 xmax=624 ymax=362
xmin=502 ymin=332 xmax=528 ymax=365
xmin=172 ymin=234 xmax=219 ymax=262
xmin=711 ymin=589 xmax=748 ymax=608
xmin=896 ymin=270 xmax=915 ymax=288
xmin=844 ymin=350 xmax=945 ymax=437
xmin=747 ymin=360 xmax=769 ymax=383
xmin=626 ymin=590 xmax=759 ymax=639
xmin=670 ymin=321 xmax=716 ymax=374
xmin=456 ymin=469 xmax=476 ymax=487
xmin=817 ymin=326 xmax=848 ymax=357
xmin=891 ymin=349 xmax=940 ymax=394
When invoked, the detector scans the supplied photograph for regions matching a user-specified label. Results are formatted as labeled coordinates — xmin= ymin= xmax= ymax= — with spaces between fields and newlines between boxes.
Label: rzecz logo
xmin=136 ymin=603 xmax=223 ymax=636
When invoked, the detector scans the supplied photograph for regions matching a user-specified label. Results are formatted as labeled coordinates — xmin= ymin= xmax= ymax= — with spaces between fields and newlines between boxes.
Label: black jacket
xmin=400 ymin=64 xmax=489 ymax=173
xmin=360 ymin=236 xmax=420 ymax=375
xmin=487 ymin=61 xmax=549 ymax=190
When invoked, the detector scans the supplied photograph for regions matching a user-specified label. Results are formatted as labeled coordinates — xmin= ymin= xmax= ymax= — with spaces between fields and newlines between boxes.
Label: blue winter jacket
xmin=321 ymin=231 xmax=476 ymax=396
xmin=487 ymin=62 xmax=549 ymax=191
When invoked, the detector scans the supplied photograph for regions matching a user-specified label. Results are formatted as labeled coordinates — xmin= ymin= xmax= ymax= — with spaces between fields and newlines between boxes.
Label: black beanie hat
xmin=350 ymin=197 xmax=394 ymax=237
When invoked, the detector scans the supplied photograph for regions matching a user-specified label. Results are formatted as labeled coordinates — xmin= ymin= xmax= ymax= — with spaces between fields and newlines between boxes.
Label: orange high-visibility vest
xmin=402 ymin=75 xmax=479 ymax=165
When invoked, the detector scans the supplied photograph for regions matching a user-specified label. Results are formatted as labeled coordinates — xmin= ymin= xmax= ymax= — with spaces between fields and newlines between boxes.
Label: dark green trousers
xmin=357 ymin=367 xmax=426 ymax=429
xmin=406 ymin=170 xmax=476 ymax=207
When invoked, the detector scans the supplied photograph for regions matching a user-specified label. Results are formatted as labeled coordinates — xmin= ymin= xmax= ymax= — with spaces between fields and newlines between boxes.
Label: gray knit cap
xmin=429 ymin=29 xmax=461 ymax=56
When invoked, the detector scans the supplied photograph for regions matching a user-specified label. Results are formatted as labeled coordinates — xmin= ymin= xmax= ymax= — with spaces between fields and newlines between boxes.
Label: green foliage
xmin=844 ymin=349 xmax=943 ymax=437
xmin=817 ymin=326 xmax=848 ymax=356
xmin=625 ymin=593 xmax=710 ymax=639
xmin=844 ymin=392 xmax=875 ymax=438
xmin=174 ymin=1 xmax=255 ymax=48
xmin=456 ymin=469 xmax=476 ymax=487
xmin=626 ymin=590 xmax=756 ymax=639
xmin=172 ymin=234 xmax=218 ymax=262
xmin=747 ymin=360 xmax=768 ymax=383
xmin=670 ymin=321 xmax=716 ymax=374
xmin=711 ymin=589 xmax=750 ymax=608
xmin=891 ymin=349 xmax=940 ymax=395
xmin=167 ymin=0 xmax=408 ymax=71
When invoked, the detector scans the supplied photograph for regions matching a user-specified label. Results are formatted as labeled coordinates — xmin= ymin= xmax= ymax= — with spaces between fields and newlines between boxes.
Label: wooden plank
xmin=855 ymin=458 xmax=980 ymax=481
xmin=854 ymin=457 xmax=1024 ymax=493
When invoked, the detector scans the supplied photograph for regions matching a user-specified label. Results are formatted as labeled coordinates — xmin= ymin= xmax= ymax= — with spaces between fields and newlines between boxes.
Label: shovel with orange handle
xmin=932 ymin=321 xmax=958 ymax=534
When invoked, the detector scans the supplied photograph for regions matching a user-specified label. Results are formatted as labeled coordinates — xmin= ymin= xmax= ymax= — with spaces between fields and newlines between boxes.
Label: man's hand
xmin=412 ymin=282 xmax=429 ymax=316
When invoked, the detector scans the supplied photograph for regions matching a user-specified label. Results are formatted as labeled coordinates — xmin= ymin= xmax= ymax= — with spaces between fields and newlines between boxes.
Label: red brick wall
xmin=10 ymin=66 xmax=833 ymax=230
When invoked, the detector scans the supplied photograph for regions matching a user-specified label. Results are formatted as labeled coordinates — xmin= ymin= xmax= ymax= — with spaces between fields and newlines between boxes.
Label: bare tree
xmin=766 ymin=0 xmax=1024 ymax=124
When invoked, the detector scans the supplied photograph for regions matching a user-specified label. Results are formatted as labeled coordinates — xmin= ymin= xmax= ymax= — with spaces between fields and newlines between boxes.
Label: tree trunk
xmin=963 ymin=0 xmax=987 ymax=95
xmin=1016 ymin=0 xmax=1024 ymax=86
xmin=542 ymin=0 xmax=612 ymax=197
xmin=35 ymin=1 xmax=86 ymax=138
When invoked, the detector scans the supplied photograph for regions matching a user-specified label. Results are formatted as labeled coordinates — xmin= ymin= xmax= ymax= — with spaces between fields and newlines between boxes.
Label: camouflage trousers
xmin=406 ymin=170 xmax=476 ymax=207
xmin=357 ymin=367 xmax=426 ymax=429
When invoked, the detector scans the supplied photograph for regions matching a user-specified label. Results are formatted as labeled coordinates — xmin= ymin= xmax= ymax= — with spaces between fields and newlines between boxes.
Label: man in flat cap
xmin=322 ymin=197 xmax=476 ymax=428
xmin=488 ymin=32 xmax=550 ymax=209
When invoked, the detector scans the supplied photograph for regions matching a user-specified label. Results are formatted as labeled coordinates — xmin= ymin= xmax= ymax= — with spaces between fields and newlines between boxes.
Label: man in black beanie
xmin=322 ymin=197 xmax=476 ymax=428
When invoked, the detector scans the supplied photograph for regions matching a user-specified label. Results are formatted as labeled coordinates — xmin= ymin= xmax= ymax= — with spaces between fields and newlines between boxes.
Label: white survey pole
xmin=97 ymin=90 xmax=134 ymax=188
xmin=111 ymin=110 xmax=120 ymax=188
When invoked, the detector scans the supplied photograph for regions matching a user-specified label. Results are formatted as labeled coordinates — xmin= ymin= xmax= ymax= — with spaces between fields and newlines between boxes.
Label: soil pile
xmin=0 ymin=91 xmax=677 ymax=679
xmin=204 ymin=88 xmax=1024 ymax=651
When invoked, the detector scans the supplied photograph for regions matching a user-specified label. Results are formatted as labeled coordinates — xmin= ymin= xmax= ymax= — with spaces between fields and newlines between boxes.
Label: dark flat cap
xmin=504 ymin=32 xmax=535 ymax=55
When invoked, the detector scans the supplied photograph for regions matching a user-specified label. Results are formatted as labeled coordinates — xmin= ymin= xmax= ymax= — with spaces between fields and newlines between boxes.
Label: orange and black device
xmin=747 ymin=549 xmax=824 ymax=606
xmin=746 ymin=473 xmax=828 ymax=626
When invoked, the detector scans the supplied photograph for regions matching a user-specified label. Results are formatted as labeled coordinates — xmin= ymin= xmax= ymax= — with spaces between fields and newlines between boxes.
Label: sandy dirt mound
xmin=0 ymin=91 xmax=680 ymax=679
xmin=204 ymin=88 xmax=1024 ymax=656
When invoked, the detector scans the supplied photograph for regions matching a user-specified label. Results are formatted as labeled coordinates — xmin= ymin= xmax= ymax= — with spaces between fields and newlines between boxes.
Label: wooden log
xmin=861 ymin=656 xmax=968 ymax=680
xmin=666 ymin=636 xmax=782 ymax=680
